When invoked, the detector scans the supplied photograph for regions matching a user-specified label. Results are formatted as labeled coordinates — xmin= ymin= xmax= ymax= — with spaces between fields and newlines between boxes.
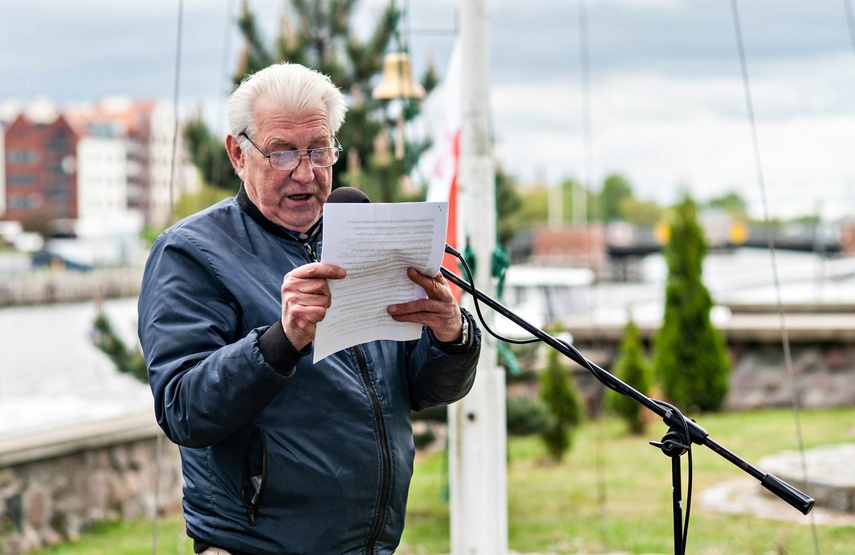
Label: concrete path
xmin=699 ymin=443 xmax=855 ymax=526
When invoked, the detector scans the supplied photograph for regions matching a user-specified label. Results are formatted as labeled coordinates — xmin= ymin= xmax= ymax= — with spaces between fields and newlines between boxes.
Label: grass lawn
xmin=28 ymin=408 xmax=855 ymax=554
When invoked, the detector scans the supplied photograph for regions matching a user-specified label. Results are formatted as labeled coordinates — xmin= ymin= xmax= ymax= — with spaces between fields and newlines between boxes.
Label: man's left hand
xmin=387 ymin=267 xmax=463 ymax=343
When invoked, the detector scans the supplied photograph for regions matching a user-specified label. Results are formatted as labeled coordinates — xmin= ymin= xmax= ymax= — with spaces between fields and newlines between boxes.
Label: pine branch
xmin=235 ymin=6 xmax=276 ymax=82
xmin=92 ymin=310 xmax=148 ymax=385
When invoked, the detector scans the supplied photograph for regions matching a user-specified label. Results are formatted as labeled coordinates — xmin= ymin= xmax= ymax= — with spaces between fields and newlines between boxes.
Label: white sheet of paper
xmin=313 ymin=201 xmax=449 ymax=362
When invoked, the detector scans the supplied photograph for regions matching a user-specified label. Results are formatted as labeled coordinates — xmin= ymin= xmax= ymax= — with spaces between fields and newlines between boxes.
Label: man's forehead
xmin=255 ymin=95 xmax=329 ymax=122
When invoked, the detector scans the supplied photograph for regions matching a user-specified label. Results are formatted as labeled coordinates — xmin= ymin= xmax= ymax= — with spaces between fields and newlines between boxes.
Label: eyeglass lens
xmin=270 ymin=148 xmax=338 ymax=169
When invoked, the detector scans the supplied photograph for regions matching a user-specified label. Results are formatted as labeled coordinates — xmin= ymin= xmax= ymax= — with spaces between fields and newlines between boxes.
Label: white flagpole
xmin=448 ymin=0 xmax=508 ymax=553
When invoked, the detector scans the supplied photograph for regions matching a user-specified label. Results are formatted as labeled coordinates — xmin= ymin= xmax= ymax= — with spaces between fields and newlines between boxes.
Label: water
xmin=2 ymin=248 xmax=854 ymax=439
xmin=0 ymin=297 xmax=152 ymax=438
xmin=586 ymin=248 xmax=855 ymax=325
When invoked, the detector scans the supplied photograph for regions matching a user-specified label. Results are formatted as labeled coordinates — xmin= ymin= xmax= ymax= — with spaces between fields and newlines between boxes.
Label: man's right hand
xmin=280 ymin=262 xmax=346 ymax=350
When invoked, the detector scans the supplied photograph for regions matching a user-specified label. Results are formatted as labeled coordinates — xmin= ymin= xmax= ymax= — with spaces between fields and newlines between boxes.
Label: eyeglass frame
xmin=239 ymin=132 xmax=342 ymax=171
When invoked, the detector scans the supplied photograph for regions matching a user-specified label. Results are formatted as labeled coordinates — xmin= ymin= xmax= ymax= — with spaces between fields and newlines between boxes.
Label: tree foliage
xmin=705 ymin=191 xmax=748 ymax=222
xmin=653 ymin=195 xmax=730 ymax=413
xmin=598 ymin=173 xmax=633 ymax=222
xmin=514 ymin=178 xmax=583 ymax=228
xmin=538 ymin=332 xmax=583 ymax=461
xmin=183 ymin=119 xmax=241 ymax=193
xmin=184 ymin=0 xmax=435 ymax=201
xmin=496 ymin=168 xmax=523 ymax=246
xmin=92 ymin=309 xmax=148 ymax=384
xmin=607 ymin=317 xmax=653 ymax=434
xmin=514 ymin=173 xmax=662 ymax=227
xmin=619 ymin=196 xmax=665 ymax=226
xmin=178 ymin=1 xmax=527 ymax=253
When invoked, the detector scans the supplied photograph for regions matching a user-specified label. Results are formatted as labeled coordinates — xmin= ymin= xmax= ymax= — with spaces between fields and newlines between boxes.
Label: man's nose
xmin=291 ymin=153 xmax=314 ymax=182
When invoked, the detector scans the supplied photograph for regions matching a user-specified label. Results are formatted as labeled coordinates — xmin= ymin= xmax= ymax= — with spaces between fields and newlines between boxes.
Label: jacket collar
xmin=236 ymin=185 xmax=321 ymax=244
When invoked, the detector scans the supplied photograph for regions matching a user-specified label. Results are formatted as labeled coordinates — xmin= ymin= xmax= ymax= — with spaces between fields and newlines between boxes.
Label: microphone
xmin=326 ymin=187 xmax=370 ymax=204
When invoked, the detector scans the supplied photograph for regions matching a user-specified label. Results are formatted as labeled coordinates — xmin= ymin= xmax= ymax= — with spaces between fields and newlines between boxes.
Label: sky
xmin=3 ymin=0 xmax=855 ymax=220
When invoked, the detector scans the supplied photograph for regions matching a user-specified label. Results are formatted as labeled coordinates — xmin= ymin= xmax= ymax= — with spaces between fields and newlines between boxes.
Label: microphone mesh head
xmin=326 ymin=187 xmax=370 ymax=204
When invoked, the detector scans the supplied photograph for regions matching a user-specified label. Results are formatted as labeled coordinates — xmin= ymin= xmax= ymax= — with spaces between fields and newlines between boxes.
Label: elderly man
xmin=138 ymin=63 xmax=480 ymax=555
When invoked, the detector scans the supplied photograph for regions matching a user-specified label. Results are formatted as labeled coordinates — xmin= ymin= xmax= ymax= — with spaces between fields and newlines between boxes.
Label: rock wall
xmin=726 ymin=343 xmax=855 ymax=410
xmin=0 ymin=413 xmax=182 ymax=555
xmin=0 ymin=268 xmax=142 ymax=308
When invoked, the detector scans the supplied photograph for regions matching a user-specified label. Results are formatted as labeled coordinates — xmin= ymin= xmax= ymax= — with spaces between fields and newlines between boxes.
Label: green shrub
xmin=506 ymin=396 xmax=551 ymax=436
xmin=653 ymin=196 xmax=730 ymax=412
xmin=607 ymin=317 xmax=653 ymax=434
xmin=538 ymin=335 xmax=583 ymax=461
xmin=412 ymin=425 xmax=437 ymax=450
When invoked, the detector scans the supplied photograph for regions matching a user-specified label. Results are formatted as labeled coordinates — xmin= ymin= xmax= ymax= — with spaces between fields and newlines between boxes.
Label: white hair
xmin=227 ymin=63 xmax=346 ymax=150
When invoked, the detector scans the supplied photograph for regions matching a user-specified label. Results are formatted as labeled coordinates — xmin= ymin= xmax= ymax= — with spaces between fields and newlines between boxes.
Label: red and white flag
xmin=418 ymin=40 xmax=463 ymax=297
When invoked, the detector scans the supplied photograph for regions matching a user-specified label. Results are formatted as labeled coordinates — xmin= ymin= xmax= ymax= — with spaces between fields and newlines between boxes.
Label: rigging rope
xmin=211 ymin=0 xmax=237 ymax=189
xmin=575 ymin=0 xmax=610 ymax=548
xmin=167 ymin=0 xmax=185 ymax=228
xmin=155 ymin=1 xmax=185 ymax=553
xmin=845 ymin=0 xmax=855 ymax=60
xmin=155 ymin=0 xmax=238 ymax=548
xmin=728 ymin=1 xmax=820 ymax=553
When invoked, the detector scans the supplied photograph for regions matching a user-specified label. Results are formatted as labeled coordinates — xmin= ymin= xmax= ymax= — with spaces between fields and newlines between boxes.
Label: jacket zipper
xmin=304 ymin=232 xmax=389 ymax=551
xmin=355 ymin=344 xmax=391 ymax=554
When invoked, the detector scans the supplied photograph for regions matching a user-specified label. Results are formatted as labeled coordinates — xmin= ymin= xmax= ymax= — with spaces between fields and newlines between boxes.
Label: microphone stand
xmin=440 ymin=264 xmax=814 ymax=554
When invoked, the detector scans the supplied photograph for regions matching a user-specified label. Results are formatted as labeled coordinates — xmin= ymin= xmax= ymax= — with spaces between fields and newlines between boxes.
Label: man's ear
xmin=225 ymin=134 xmax=245 ymax=175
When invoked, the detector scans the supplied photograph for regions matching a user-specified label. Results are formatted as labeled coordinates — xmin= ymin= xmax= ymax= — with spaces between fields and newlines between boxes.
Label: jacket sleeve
xmin=138 ymin=230 xmax=303 ymax=448
xmin=406 ymin=309 xmax=481 ymax=411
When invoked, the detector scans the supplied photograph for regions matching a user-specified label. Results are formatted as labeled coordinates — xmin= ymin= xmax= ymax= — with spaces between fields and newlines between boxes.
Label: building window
xmin=47 ymin=129 xmax=71 ymax=150
xmin=46 ymin=184 xmax=71 ymax=203
xmin=8 ymin=194 xmax=41 ymax=210
xmin=6 ymin=150 xmax=38 ymax=164
xmin=7 ymin=174 xmax=35 ymax=187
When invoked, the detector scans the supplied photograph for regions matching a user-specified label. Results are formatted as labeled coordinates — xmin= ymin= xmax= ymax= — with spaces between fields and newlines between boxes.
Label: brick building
xmin=1 ymin=97 xmax=200 ymax=233
xmin=3 ymin=113 xmax=79 ymax=227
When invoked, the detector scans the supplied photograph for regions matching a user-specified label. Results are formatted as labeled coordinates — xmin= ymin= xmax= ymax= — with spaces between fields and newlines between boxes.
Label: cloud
xmin=3 ymin=0 xmax=854 ymax=219
xmin=489 ymin=45 xmax=855 ymax=220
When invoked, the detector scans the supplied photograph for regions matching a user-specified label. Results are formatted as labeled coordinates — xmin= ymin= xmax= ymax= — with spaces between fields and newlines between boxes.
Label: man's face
xmin=227 ymin=97 xmax=334 ymax=232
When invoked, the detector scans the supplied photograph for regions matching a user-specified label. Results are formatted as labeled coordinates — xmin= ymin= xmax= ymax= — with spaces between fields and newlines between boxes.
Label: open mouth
xmin=288 ymin=194 xmax=311 ymax=201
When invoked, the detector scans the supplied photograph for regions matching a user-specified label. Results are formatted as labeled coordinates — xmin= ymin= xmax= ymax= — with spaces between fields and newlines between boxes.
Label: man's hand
xmin=281 ymin=263 xmax=346 ymax=350
xmin=387 ymin=267 xmax=463 ymax=343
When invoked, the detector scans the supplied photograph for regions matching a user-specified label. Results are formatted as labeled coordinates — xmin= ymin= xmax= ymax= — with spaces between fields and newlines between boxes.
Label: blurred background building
xmin=0 ymin=97 xmax=200 ymax=266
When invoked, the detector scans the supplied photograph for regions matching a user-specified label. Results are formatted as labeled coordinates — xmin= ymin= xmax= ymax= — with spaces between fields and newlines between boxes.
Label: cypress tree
xmin=607 ymin=317 xmax=652 ymax=434
xmin=653 ymin=195 xmax=730 ymax=412
xmin=539 ymin=332 xmax=583 ymax=461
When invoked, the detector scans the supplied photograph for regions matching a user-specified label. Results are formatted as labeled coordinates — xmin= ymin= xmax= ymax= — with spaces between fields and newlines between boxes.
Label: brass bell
xmin=372 ymin=52 xmax=425 ymax=100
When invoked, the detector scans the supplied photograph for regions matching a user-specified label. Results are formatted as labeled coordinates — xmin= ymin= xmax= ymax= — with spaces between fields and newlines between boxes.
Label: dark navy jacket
xmin=138 ymin=189 xmax=479 ymax=554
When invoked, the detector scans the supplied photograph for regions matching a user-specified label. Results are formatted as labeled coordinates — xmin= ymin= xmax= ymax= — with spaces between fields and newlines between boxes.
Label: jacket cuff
xmin=258 ymin=320 xmax=310 ymax=376
xmin=430 ymin=309 xmax=476 ymax=354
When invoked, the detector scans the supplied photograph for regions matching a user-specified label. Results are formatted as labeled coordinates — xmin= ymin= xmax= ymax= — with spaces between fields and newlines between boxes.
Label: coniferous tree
xmin=92 ymin=309 xmax=148 ymax=384
xmin=607 ymin=317 xmax=652 ymax=434
xmin=184 ymin=0 xmax=434 ymax=202
xmin=538 ymin=331 xmax=583 ymax=461
xmin=653 ymin=195 xmax=730 ymax=412
xmin=598 ymin=174 xmax=633 ymax=222
xmin=183 ymin=118 xmax=242 ymax=193
xmin=496 ymin=168 xmax=523 ymax=246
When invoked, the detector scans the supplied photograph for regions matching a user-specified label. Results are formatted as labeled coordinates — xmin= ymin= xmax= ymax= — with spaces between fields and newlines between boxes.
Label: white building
xmin=67 ymin=96 xmax=201 ymax=228
xmin=76 ymin=130 xmax=130 ymax=222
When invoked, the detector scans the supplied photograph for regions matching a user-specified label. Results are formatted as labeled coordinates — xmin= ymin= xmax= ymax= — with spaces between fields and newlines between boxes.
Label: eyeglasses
xmin=240 ymin=132 xmax=342 ymax=171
